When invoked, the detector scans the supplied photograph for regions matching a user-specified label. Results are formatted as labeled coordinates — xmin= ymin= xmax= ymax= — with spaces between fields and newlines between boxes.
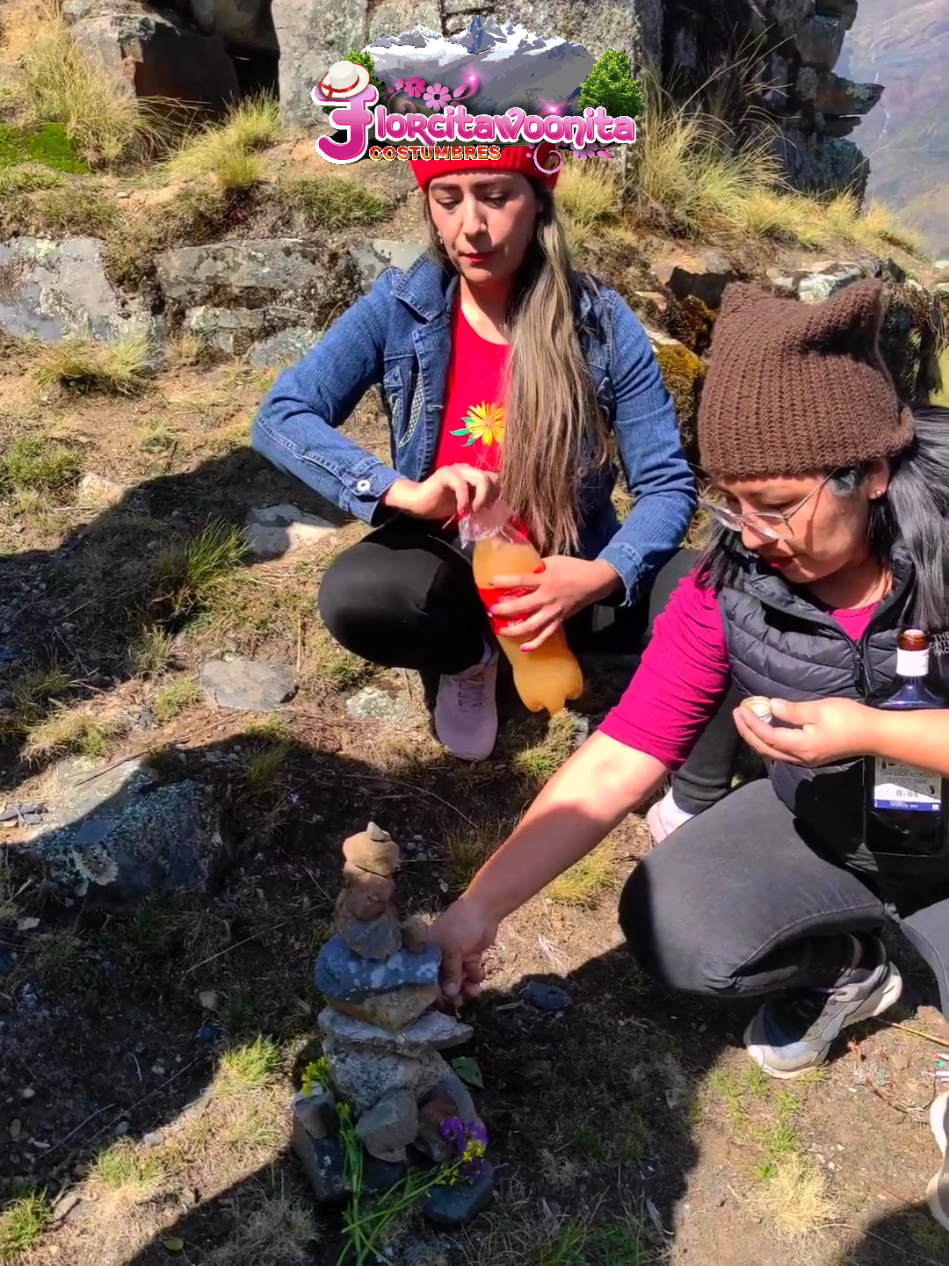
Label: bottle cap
xmin=899 ymin=629 xmax=929 ymax=652
xmin=740 ymin=696 xmax=773 ymax=723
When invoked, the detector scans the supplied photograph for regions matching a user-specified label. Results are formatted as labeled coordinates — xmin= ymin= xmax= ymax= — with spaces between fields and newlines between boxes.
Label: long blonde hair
xmin=422 ymin=182 xmax=612 ymax=555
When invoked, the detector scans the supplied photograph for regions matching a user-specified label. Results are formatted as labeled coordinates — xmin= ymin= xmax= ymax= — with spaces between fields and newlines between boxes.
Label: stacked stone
xmin=664 ymin=0 xmax=884 ymax=202
xmin=292 ymin=822 xmax=494 ymax=1226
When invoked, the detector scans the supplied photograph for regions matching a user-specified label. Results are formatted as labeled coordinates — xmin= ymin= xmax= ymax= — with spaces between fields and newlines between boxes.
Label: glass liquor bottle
xmin=865 ymin=629 xmax=949 ymax=857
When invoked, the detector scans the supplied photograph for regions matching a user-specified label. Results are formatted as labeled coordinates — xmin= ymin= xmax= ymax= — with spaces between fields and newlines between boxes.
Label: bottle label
xmin=873 ymin=757 xmax=941 ymax=811
xmin=478 ymin=563 xmax=545 ymax=638
xmin=895 ymin=647 xmax=929 ymax=678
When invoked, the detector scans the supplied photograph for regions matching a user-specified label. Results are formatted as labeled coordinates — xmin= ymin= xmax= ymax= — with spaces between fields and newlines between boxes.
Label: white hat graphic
xmin=317 ymin=60 xmax=371 ymax=101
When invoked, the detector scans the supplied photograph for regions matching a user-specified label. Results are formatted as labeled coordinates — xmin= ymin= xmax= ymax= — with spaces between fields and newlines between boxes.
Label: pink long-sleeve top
xmin=598 ymin=570 xmax=879 ymax=769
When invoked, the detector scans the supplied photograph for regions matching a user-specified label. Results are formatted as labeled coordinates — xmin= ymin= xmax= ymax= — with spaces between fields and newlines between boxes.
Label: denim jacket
xmin=251 ymin=253 xmax=696 ymax=605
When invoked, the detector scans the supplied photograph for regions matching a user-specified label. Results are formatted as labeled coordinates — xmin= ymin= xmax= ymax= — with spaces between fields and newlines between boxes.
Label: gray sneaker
xmin=744 ymin=934 xmax=903 ymax=1080
xmin=927 ymin=1091 xmax=949 ymax=1231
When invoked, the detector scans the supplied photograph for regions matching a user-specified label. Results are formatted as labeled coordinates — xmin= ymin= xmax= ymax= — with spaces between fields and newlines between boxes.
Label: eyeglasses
xmin=699 ymin=471 xmax=836 ymax=541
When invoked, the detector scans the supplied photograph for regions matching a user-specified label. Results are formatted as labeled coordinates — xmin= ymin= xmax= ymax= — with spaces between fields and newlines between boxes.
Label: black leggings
xmin=318 ymin=517 xmax=745 ymax=809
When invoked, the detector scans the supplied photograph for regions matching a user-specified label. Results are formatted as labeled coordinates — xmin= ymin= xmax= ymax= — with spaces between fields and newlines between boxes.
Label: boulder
xmin=187 ymin=0 xmax=279 ymax=54
xmin=323 ymin=1040 xmax=450 ymax=1115
xmin=349 ymin=240 xmax=428 ymax=292
xmin=155 ymin=240 xmax=360 ymax=360
xmin=270 ymin=0 xmax=366 ymax=128
xmin=199 ymin=658 xmax=298 ymax=710
xmin=62 ymin=0 xmax=240 ymax=118
xmin=794 ymin=14 xmax=846 ymax=71
xmin=318 ymin=1007 xmax=474 ymax=1054
xmin=243 ymin=504 xmax=336 ymax=559
xmin=770 ymin=126 xmax=869 ymax=201
xmin=652 ymin=249 xmax=739 ymax=310
xmin=814 ymin=0 xmax=857 ymax=27
xmin=0 ymin=237 xmax=160 ymax=347
xmin=813 ymin=73 xmax=884 ymax=117
xmin=17 ymin=757 xmax=227 ymax=904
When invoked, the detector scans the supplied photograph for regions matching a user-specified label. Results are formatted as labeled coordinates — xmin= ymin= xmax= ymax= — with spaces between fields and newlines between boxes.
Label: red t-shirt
xmin=433 ymin=296 xmax=509 ymax=473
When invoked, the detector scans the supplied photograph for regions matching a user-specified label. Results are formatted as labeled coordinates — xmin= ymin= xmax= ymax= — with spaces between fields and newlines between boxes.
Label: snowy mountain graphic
xmin=364 ymin=16 xmax=594 ymax=115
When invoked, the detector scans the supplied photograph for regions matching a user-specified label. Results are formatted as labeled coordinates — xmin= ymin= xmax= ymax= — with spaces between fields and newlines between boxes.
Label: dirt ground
xmin=1 ymin=342 xmax=949 ymax=1266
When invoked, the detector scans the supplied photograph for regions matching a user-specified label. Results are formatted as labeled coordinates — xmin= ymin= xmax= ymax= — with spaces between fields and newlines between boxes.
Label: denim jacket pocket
xmin=382 ymin=365 xmax=404 ymax=434
xmin=398 ymin=365 xmax=424 ymax=451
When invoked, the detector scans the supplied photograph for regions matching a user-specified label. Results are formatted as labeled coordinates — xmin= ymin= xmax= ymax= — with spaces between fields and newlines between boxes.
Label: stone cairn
xmin=292 ymin=822 xmax=494 ymax=1227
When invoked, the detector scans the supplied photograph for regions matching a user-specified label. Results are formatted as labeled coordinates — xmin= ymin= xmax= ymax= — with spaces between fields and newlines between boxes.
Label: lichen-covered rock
xmin=200 ymin=658 xmax=298 ymax=710
xmin=652 ymin=338 xmax=706 ymax=462
xmin=318 ymin=1007 xmax=473 ymax=1054
xmin=154 ymin=240 xmax=361 ymax=342
xmin=18 ymin=758 xmax=226 ymax=903
xmin=323 ymin=1039 xmax=449 ymax=1114
xmin=0 ymin=237 xmax=160 ymax=347
xmin=316 ymin=935 xmax=441 ymax=1002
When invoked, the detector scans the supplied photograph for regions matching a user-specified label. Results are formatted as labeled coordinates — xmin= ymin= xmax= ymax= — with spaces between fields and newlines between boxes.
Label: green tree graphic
xmin=578 ymin=48 xmax=644 ymax=118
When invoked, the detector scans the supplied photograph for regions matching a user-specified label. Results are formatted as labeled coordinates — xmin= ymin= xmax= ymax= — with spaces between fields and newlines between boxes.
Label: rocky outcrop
xmin=663 ymin=0 xmax=885 ymax=200
xmin=0 ymin=236 xmax=161 ymax=348
xmin=62 ymin=0 xmax=242 ymax=118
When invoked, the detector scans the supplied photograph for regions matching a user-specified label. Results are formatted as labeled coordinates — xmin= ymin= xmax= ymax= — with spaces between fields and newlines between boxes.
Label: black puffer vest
xmin=719 ymin=545 xmax=949 ymax=880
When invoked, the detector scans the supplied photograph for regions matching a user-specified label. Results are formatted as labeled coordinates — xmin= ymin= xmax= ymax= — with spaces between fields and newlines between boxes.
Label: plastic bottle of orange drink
xmin=461 ymin=503 xmax=584 ymax=715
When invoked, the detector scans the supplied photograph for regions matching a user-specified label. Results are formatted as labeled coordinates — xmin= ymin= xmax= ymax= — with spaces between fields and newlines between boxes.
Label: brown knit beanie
xmin=698 ymin=277 xmax=915 ymax=480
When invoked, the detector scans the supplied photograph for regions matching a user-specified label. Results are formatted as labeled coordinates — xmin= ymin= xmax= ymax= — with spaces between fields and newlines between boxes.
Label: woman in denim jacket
xmin=252 ymin=144 xmax=701 ymax=765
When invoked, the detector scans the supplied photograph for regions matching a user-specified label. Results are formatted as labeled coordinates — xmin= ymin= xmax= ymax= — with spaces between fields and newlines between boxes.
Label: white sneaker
xmin=645 ymin=788 xmax=695 ymax=846
xmin=433 ymin=645 xmax=499 ymax=761
xmin=927 ymin=1090 xmax=949 ymax=1230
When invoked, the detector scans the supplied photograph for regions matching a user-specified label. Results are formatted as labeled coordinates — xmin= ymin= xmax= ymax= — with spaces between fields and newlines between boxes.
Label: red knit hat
xmin=409 ymin=143 xmax=562 ymax=192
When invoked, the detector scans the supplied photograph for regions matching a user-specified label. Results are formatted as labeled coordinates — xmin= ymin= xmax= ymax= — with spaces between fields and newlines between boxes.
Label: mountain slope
xmin=839 ymin=0 xmax=949 ymax=254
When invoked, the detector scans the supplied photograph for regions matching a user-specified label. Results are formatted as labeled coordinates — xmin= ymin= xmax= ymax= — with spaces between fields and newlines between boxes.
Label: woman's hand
xmin=383 ymin=466 xmax=499 ymax=521
xmin=734 ymin=697 xmax=879 ymax=766
xmin=427 ymin=895 xmax=499 ymax=1002
xmin=489 ymin=557 xmax=621 ymax=651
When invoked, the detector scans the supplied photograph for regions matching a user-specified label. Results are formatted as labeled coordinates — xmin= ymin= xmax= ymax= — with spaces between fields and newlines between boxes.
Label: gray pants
xmin=620 ymin=779 xmax=949 ymax=1015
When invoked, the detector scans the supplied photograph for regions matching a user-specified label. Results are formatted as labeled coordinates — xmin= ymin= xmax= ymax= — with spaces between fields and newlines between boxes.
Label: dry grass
xmin=163 ymin=96 xmax=282 ymax=183
xmin=23 ymin=704 xmax=130 ymax=763
xmin=203 ymin=1181 xmax=318 ymax=1265
xmin=89 ymin=1141 xmax=166 ymax=1204
xmin=151 ymin=676 xmax=202 ymax=723
xmin=934 ymin=346 xmax=949 ymax=408
xmin=544 ymin=839 xmax=616 ymax=907
xmin=15 ymin=7 xmax=166 ymax=164
xmin=127 ymin=626 xmax=177 ymax=676
xmin=557 ymin=161 xmax=622 ymax=226
xmin=271 ymin=174 xmax=392 ymax=232
xmin=34 ymin=334 xmax=153 ymax=396
xmin=554 ymin=80 xmax=927 ymax=258
xmin=444 ymin=821 xmax=504 ymax=890
xmin=752 ymin=1150 xmax=837 ymax=1238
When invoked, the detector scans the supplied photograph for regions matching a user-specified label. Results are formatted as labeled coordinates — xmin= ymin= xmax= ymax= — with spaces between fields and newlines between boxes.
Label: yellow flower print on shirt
xmin=451 ymin=401 xmax=506 ymax=448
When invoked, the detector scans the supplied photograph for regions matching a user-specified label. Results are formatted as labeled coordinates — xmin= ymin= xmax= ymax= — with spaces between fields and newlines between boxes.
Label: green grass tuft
xmin=0 ymin=1189 xmax=52 ymax=1258
xmin=273 ymin=174 xmax=390 ymax=230
xmin=0 ymin=436 xmax=83 ymax=497
xmin=34 ymin=333 xmax=153 ymax=396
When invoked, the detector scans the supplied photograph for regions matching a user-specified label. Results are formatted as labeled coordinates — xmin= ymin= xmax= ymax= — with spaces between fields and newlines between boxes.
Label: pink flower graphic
xmin=404 ymin=76 xmax=427 ymax=98
xmin=423 ymin=82 xmax=452 ymax=110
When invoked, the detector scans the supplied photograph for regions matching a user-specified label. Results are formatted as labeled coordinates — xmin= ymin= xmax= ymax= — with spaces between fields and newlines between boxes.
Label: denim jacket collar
xmin=389 ymin=252 xmax=597 ymax=324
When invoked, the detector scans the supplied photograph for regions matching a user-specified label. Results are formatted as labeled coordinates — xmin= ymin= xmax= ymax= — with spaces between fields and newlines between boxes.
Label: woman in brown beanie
xmin=430 ymin=275 xmax=949 ymax=1084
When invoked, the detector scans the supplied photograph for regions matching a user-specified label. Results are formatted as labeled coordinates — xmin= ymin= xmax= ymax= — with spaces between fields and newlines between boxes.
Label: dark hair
xmin=696 ymin=404 xmax=949 ymax=631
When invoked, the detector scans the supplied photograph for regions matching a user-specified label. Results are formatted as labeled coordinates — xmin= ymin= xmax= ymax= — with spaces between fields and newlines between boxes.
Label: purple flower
xmin=438 ymin=1116 xmax=466 ymax=1151
xmin=423 ymin=82 xmax=452 ymax=110
xmin=404 ymin=76 xmax=426 ymax=98
xmin=467 ymin=1120 xmax=489 ymax=1148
